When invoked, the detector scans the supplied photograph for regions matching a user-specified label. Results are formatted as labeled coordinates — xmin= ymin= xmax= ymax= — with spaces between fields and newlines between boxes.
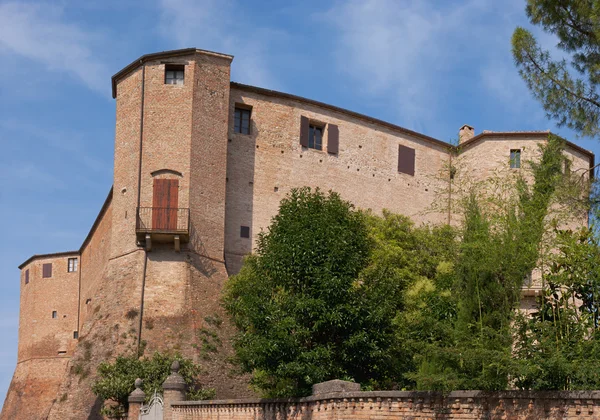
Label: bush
xmin=92 ymin=352 xmax=213 ymax=415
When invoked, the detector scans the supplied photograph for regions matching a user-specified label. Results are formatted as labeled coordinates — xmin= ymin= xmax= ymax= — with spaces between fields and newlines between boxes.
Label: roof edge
xmin=231 ymin=82 xmax=452 ymax=150
xmin=18 ymin=187 xmax=114 ymax=270
xmin=460 ymin=131 xmax=594 ymax=160
xmin=111 ymin=48 xmax=234 ymax=98
xmin=19 ymin=251 xmax=79 ymax=270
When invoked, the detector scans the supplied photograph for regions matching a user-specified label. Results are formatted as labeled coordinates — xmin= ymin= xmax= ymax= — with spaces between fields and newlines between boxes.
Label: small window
xmin=510 ymin=149 xmax=521 ymax=169
xmin=42 ymin=263 xmax=52 ymax=278
xmin=68 ymin=258 xmax=78 ymax=273
xmin=234 ymin=107 xmax=251 ymax=134
xmin=398 ymin=144 xmax=416 ymax=176
xmin=308 ymin=125 xmax=323 ymax=150
xmin=73 ymin=331 xmax=79 ymax=339
xmin=52 ymin=311 xmax=57 ymax=319
xmin=240 ymin=226 xmax=250 ymax=238
xmin=85 ymin=298 xmax=92 ymax=305
xmin=165 ymin=65 xmax=184 ymax=85
xmin=25 ymin=269 xmax=29 ymax=285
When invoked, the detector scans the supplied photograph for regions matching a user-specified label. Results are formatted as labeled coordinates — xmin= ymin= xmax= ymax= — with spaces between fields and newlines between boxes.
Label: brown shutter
xmin=398 ymin=145 xmax=415 ymax=176
xmin=327 ymin=124 xmax=339 ymax=154
xmin=42 ymin=263 xmax=52 ymax=278
xmin=25 ymin=269 xmax=29 ymax=284
xmin=300 ymin=116 xmax=309 ymax=147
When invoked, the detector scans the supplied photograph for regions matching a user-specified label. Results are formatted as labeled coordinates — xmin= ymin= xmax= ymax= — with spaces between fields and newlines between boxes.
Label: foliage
xmin=512 ymin=227 xmax=600 ymax=390
xmin=512 ymin=0 xmax=600 ymax=137
xmin=407 ymin=136 xmax=572 ymax=391
xmin=224 ymin=188 xmax=407 ymax=397
xmin=224 ymin=137 xmax=595 ymax=395
xmin=92 ymin=352 xmax=213 ymax=416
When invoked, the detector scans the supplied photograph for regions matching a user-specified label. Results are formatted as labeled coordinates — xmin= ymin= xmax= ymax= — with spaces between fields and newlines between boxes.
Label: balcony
xmin=136 ymin=207 xmax=189 ymax=251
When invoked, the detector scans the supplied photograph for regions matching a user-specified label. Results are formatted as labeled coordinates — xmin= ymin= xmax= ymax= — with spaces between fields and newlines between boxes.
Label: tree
xmin=92 ymin=352 xmax=213 ymax=416
xmin=408 ymin=137 xmax=571 ymax=391
xmin=512 ymin=0 xmax=600 ymax=137
xmin=223 ymin=188 xmax=404 ymax=397
xmin=512 ymin=227 xmax=600 ymax=390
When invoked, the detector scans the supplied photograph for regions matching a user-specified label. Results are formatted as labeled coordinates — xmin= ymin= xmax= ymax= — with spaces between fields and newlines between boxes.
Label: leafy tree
xmin=512 ymin=0 xmax=600 ymax=137
xmin=223 ymin=188 xmax=406 ymax=397
xmin=92 ymin=352 xmax=214 ymax=416
xmin=408 ymin=136 xmax=570 ymax=391
xmin=512 ymin=227 xmax=600 ymax=390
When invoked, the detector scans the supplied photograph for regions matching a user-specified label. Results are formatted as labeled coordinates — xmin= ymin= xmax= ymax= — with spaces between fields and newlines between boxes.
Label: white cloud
xmin=0 ymin=2 xmax=110 ymax=94
xmin=323 ymin=0 xmax=556 ymax=133
xmin=158 ymin=0 xmax=284 ymax=89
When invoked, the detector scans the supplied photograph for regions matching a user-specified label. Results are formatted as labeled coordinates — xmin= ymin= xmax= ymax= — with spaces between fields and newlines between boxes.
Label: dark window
xmin=398 ymin=145 xmax=416 ymax=176
xmin=234 ymin=107 xmax=251 ymax=134
xmin=240 ymin=226 xmax=250 ymax=238
xmin=510 ymin=149 xmax=521 ymax=168
xmin=58 ymin=351 xmax=67 ymax=355
xmin=165 ymin=65 xmax=184 ymax=85
xmin=73 ymin=331 xmax=79 ymax=339
xmin=52 ymin=311 xmax=57 ymax=319
xmin=42 ymin=263 xmax=52 ymax=278
xmin=564 ymin=159 xmax=571 ymax=174
xmin=68 ymin=258 xmax=78 ymax=273
xmin=308 ymin=125 xmax=323 ymax=150
xmin=25 ymin=269 xmax=29 ymax=284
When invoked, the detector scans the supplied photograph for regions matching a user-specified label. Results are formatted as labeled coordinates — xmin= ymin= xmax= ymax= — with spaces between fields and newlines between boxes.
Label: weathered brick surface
xmin=171 ymin=390 xmax=600 ymax=420
xmin=1 ymin=357 xmax=70 ymax=420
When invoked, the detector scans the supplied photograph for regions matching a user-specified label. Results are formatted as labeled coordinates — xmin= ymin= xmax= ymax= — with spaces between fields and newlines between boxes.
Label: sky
xmin=1 ymin=0 xmax=599 ymax=407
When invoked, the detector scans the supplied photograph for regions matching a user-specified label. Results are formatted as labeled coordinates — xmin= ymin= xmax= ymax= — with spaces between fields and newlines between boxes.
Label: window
xmin=234 ymin=107 xmax=251 ymax=134
xmin=52 ymin=311 xmax=57 ymax=319
xmin=398 ymin=145 xmax=416 ymax=176
xmin=73 ymin=331 xmax=79 ymax=339
xmin=68 ymin=258 xmax=78 ymax=273
xmin=42 ymin=263 xmax=52 ymax=278
xmin=165 ymin=65 xmax=184 ymax=85
xmin=240 ymin=226 xmax=250 ymax=238
xmin=510 ymin=149 xmax=521 ymax=169
xmin=25 ymin=269 xmax=29 ymax=285
xmin=308 ymin=125 xmax=323 ymax=150
xmin=564 ymin=159 xmax=571 ymax=175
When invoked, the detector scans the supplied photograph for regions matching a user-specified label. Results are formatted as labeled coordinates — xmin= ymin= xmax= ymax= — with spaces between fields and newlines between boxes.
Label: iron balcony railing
xmin=136 ymin=207 xmax=190 ymax=234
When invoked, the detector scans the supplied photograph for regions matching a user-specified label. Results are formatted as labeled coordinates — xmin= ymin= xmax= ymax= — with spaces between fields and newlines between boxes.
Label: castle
xmin=1 ymin=48 xmax=595 ymax=420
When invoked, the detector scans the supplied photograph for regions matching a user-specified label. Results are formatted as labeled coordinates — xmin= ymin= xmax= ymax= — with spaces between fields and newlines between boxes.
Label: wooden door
xmin=152 ymin=179 xmax=179 ymax=230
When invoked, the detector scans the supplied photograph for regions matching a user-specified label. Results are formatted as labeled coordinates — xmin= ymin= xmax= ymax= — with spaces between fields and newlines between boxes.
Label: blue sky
xmin=1 ymin=0 xmax=599 ymax=406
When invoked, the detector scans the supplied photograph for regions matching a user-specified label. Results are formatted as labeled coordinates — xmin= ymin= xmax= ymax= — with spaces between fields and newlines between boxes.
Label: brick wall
xmin=79 ymin=196 xmax=112 ymax=332
xmin=18 ymin=254 xmax=79 ymax=361
xmin=172 ymin=390 xmax=600 ymax=420
xmin=225 ymin=87 xmax=452 ymax=275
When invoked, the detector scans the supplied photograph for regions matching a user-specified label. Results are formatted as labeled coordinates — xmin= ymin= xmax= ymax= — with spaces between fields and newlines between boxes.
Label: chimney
xmin=459 ymin=124 xmax=474 ymax=144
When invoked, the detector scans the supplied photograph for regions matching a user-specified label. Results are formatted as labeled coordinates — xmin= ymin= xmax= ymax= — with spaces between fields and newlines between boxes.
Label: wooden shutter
xmin=327 ymin=124 xmax=339 ymax=154
xmin=300 ymin=116 xmax=309 ymax=147
xmin=398 ymin=145 xmax=415 ymax=176
xmin=42 ymin=263 xmax=52 ymax=278
xmin=25 ymin=269 xmax=29 ymax=284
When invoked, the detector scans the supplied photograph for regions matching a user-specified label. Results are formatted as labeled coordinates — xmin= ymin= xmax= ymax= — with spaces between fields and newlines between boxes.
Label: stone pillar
xmin=162 ymin=361 xmax=186 ymax=420
xmin=128 ymin=378 xmax=145 ymax=420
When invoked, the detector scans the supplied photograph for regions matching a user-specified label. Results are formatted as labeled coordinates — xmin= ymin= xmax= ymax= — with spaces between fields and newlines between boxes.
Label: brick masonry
xmin=170 ymin=389 xmax=600 ymax=420
xmin=1 ymin=48 xmax=595 ymax=419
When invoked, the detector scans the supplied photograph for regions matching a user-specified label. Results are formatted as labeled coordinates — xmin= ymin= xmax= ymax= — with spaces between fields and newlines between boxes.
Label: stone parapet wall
xmin=171 ymin=390 xmax=600 ymax=419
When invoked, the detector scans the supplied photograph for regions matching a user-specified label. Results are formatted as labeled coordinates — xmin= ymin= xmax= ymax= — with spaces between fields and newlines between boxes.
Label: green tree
xmin=512 ymin=227 xmax=600 ymax=390
xmin=408 ymin=137 xmax=570 ymax=391
xmin=223 ymin=188 xmax=404 ymax=397
xmin=512 ymin=0 xmax=600 ymax=137
xmin=92 ymin=352 xmax=214 ymax=416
